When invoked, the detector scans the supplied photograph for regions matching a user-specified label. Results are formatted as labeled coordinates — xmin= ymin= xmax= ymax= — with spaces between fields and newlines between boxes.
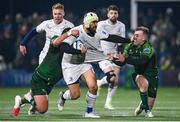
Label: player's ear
xmin=107 ymin=12 xmax=109 ymax=18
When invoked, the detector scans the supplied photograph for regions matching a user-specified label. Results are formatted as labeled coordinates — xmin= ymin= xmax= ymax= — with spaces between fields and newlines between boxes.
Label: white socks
xmin=98 ymin=76 xmax=108 ymax=86
xmin=14 ymin=95 xmax=21 ymax=108
xmin=86 ymin=91 xmax=97 ymax=108
xmin=24 ymin=90 xmax=33 ymax=102
xmin=105 ymin=86 xmax=118 ymax=104
xmin=63 ymin=90 xmax=72 ymax=100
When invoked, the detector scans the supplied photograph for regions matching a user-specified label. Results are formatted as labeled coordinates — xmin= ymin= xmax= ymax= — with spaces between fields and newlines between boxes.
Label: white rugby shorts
xmin=98 ymin=60 xmax=120 ymax=71
xmin=62 ymin=63 xmax=92 ymax=85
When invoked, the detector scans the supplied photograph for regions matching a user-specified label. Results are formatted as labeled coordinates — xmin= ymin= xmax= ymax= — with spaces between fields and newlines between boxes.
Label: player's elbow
xmin=89 ymin=85 xmax=98 ymax=95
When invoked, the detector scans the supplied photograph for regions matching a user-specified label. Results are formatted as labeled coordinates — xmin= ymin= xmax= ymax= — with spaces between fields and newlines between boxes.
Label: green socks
xmin=140 ymin=92 xmax=149 ymax=112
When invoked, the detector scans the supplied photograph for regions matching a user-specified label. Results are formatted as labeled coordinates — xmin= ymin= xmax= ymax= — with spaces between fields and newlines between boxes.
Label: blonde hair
xmin=136 ymin=26 xmax=149 ymax=35
xmin=136 ymin=26 xmax=149 ymax=39
xmin=52 ymin=3 xmax=64 ymax=10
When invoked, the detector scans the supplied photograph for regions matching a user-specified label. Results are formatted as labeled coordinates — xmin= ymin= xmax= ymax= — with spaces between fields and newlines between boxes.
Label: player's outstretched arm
xmin=19 ymin=28 xmax=38 ymax=55
xmin=102 ymin=35 xmax=131 ymax=43
xmin=52 ymin=30 xmax=79 ymax=47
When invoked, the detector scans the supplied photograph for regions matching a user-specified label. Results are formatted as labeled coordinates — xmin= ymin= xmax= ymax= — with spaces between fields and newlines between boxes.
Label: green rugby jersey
xmin=123 ymin=40 xmax=158 ymax=75
xmin=35 ymin=35 xmax=63 ymax=85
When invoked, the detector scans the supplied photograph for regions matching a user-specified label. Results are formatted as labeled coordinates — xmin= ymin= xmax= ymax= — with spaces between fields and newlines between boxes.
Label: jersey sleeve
xmin=63 ymin=36 xmax=76 ymax=45
xmin=96 ymin=29 xmax=109 ymax=40
xmin=123 ymin=43 xmax=131 ymax=58
xmin=68 ymin=22 xmax=74 ymax=28
xmin=120 ymin=24 xmax=126 ymax=38
xmin=36 ymin=21 xmax=47 ymax=32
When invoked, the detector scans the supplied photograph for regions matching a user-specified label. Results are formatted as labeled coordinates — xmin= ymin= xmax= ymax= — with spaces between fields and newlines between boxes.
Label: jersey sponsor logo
xmin=73 ymin=39 xmax=84 ymax=49
xmin=129 ymin=49 xmax=133 ymax=55
xmin=102 ymin=30 xmax=107 ymax=35
xmin=101 ymin=30 xmax=109 ymax=38
xmin=69 ymin=77 xmax=74 ymax=81
xmin=143 ymin=48 xmax=151 ymax=54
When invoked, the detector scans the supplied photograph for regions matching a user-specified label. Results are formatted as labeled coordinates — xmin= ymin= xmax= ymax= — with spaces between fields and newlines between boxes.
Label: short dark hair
xmin=135 ymin=26 xmax=149 ymax=36
xmin=107 ymin=5 xmax=119 ymax=12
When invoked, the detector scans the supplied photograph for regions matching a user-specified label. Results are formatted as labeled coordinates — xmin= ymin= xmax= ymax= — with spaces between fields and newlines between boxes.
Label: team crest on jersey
xmin=129 ymin=49 xmax=133 ymax=54
xmin=46 ymin=24 xmax=52 ymax=29
xmin=143 ymin=48 xmax=151 ymax=54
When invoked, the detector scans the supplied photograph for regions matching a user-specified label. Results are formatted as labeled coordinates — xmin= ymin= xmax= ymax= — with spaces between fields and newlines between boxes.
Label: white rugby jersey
xmin=62 ymin=25 xmax=109 ymax=68
xmin=36 ymin=19 xmax=74 ymax=64
xmin=97 ymin=20 xmax=125 ymax=55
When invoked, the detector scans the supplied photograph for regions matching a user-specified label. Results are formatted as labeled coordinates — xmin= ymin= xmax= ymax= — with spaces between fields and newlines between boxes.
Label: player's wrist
xmin=67 ymin=30 xmax=72 ymax=36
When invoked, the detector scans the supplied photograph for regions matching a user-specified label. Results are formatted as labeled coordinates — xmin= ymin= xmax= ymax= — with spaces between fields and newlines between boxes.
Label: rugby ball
xmin=73 ymin=39 xmax=84 ymax=50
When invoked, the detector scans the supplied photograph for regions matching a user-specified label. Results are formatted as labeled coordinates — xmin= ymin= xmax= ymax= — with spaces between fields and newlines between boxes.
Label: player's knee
xmin=34 ymin=95 xmax=48 ymax=114
xmin=36 ymin=103 xmax=48 ymax=114
xmin=139 ymin=87 xmax=147 ymax=92
xmin=71 ymin=92 xmax=81 ymax=100
xmin=89 ymin=85 xmax=98 ymax=94
xmin=38 ymin=107 xmax=48 ymax=114
xmin=136 ymin=75 xmax=148 ymax=92
xmin=138 ymin=83 xmax=148 ymax=92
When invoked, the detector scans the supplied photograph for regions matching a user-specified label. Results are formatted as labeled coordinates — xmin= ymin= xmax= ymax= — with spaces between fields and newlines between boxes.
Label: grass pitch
xmin=0 ymin=87 xmax=180 ymax=121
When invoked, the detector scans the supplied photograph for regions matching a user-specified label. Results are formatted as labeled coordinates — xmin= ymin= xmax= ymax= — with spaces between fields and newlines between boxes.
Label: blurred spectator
xmin=0 ymin=55 xmax=7 ymax=71
xmin=171 ymin=31 xmax=180 ymax=68
xmin=2 ymin=30 xmax=15 ymax=68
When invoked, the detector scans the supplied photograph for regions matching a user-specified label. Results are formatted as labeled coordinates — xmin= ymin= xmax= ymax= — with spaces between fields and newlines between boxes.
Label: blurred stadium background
xmin=0 ymin=0 xmax=180 ymax=121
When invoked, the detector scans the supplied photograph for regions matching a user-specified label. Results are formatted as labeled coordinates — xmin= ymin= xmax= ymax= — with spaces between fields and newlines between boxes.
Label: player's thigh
xmin=31 ymin=72 xmax=52 ymax=95
xmin=136 ymin=75 xmax=148 ymax=87
xmin=146 ymin=75 xmax=158 ymax=98
xmin=62 ymin=64 xmax=92 ymax=85
xmin=81 ymin=68 xmax=97 ymax=89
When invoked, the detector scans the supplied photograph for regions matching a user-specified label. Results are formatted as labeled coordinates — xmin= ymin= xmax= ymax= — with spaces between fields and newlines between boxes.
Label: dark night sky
xmin=0 ymin=0 xmax=180 ymax=28
xmin=0 ymin=0 xmax=129 ymax=16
